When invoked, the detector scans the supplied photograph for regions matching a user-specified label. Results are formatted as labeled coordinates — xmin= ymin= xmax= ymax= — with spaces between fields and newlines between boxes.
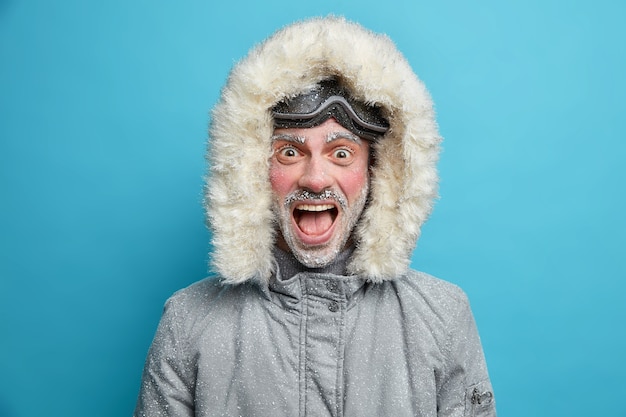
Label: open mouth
xmin=292 ymin=203 xmax=338 ymax=242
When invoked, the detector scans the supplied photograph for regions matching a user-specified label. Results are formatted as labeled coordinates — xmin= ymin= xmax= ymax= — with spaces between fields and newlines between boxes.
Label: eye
xmin=334 ymin=149 xmax=349 ymax=159
xmin=274 ymin=145 xmax=303 ymax=164
xmin=332 ymin=147 xmax=355 ymax=163
xmin=279 ymin=147 xmax=299 ymax=158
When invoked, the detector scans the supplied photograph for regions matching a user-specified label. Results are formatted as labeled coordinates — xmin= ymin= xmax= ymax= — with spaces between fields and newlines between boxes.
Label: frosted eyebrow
xmin=270 ymin=133 xmax=305 ymax=144
xmin=326 ymin=131 xmax=362 ymax=144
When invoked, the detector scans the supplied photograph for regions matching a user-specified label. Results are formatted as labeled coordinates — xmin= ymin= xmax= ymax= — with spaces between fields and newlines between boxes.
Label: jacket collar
xmin=262 ymin=246 xmax=367 ymax=310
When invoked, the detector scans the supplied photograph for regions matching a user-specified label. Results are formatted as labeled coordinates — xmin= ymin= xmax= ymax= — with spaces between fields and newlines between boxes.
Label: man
xmin=135 ymin=17 xmax=496 ymax=417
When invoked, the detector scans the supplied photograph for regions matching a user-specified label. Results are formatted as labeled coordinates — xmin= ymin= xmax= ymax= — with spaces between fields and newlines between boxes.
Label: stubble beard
xmin=274 ymin=183 xmax=369 ymax=268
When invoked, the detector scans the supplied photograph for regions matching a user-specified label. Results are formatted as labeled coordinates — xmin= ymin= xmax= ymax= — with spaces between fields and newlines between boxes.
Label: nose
xmin=298 ymin=155 xmax=333 ymax=193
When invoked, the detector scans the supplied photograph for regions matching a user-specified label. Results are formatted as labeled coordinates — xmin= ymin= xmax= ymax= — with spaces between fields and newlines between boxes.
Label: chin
xmin=289 ymin=241 xmax=345 ymax=268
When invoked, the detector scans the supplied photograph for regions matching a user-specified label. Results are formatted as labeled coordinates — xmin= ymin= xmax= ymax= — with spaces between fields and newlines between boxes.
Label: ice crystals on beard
xmin=284 ymin=189 xmax=347 ymax=210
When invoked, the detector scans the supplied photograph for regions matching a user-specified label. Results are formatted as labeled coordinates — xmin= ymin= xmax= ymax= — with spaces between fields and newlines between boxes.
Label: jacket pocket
xmin=465 ymin=380 xmax=495 ymax=417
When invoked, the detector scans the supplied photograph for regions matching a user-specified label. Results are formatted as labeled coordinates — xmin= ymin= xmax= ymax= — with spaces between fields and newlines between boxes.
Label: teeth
xmin=296 ymin=204 xmax=334 ymax=212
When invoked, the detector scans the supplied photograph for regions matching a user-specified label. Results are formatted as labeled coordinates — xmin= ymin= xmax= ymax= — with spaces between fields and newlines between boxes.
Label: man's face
xmin=269 ymin=118 xmax=370 ymax=268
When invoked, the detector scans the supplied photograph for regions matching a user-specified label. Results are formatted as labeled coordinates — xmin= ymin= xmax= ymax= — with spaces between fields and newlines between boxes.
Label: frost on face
xmin=274 ymin=184 xmax=368 ymax=269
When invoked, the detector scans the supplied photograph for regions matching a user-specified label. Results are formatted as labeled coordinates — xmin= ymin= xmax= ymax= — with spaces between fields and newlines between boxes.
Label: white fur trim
xmin=206 ymin=17 xmax=441 ymax=284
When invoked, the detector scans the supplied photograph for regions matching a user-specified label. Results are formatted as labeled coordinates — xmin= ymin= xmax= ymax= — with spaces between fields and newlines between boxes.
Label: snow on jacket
xmin=134 ymin=250 xmax=495 ymax=416
xmin=135 ymin=16 xmax=496 ymax=416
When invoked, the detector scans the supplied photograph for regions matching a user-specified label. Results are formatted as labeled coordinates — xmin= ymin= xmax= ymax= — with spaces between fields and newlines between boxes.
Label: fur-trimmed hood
xmin=206 ymin=17 xmax=441 ymax=284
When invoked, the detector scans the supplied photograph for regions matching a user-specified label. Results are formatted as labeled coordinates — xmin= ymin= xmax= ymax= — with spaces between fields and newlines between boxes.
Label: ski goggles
xmin=271 ymin=79 xmax=389 ymax=141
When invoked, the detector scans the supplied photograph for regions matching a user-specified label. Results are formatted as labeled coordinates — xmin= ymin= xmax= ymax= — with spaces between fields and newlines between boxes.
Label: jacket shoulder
xmin=384 ymin=270 xmax=476 ymax=343
xmin=160 ymin=276 xmax=263 ymax=335
xmin=167 ymin=276 xmax=223 ymax=306
xmin=165 ymin=276 xmax=258 ymax=312
xmin=394 ymin=269 xmax=470 ymax=310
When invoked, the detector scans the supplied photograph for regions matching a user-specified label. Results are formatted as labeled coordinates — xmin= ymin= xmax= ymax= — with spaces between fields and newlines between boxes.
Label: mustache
xmin=284 ymin=189 xmax=347 ymax=210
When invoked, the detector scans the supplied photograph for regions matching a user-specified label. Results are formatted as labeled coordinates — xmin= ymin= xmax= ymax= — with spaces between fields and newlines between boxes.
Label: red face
xmin=269 ymin=118 xmax=370 ymax=268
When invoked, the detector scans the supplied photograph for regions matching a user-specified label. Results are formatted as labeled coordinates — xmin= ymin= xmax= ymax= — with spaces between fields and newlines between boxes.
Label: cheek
xmin=269 ymin=163 xmax=294 ymax=196
xmin=339 ymin=156 xmax=370 ymax=199
xmin=338 ymin=167 xmax=369 ymax=201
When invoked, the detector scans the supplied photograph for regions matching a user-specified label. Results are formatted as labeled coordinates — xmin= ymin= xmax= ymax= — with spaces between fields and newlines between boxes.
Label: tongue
xmin=297 ymin=210 xmax=333 ymax=236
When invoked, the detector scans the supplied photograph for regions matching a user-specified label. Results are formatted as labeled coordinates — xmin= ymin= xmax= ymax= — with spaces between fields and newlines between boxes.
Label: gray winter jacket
xmin=134 ymin=250 xmax=495 ymax=417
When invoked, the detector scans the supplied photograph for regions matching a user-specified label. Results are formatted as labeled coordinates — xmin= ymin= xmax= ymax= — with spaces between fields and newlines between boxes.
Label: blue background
xmin=1 ymin=0 xmax=624 ymax=416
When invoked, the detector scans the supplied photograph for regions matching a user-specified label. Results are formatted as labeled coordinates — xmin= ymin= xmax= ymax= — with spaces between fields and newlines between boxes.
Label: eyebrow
xmin=270 ymin=133 xmax=305 ymax=144
xmin=326 ymin=131 xmax=362 ymax=144
xmin=270 ymin=131 xmax=363 ymax=145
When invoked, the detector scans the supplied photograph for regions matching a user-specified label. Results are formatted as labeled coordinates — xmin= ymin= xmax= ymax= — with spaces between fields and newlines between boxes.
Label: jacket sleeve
xmin=134 ymin=297 xmax=196 ymax=417
xmin=437 ymin=293 xmax=496 ymax=417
